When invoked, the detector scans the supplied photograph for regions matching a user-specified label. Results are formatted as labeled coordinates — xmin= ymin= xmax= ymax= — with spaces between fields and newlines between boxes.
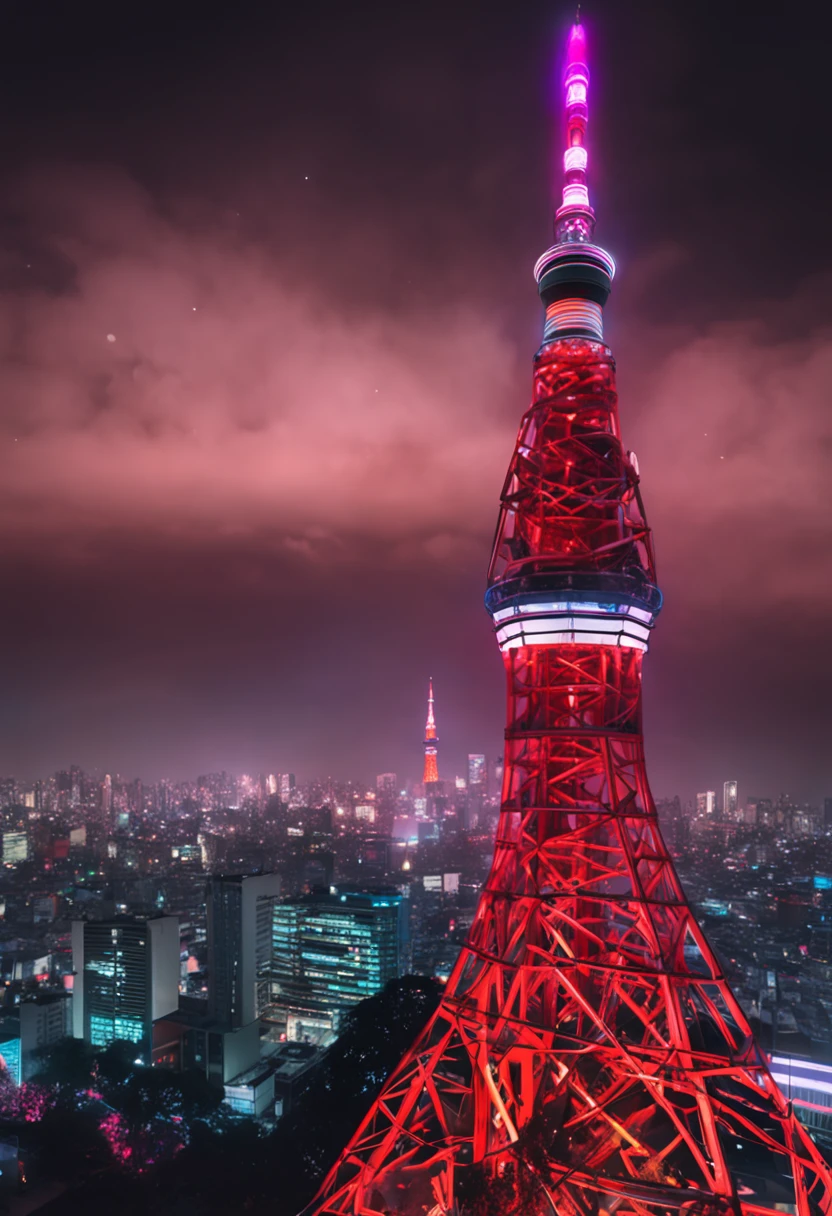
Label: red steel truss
xmin=301 ymin=334 xmax=832 ymax=1216
xmin=301 ymin=19 xmax=832 ymax=1216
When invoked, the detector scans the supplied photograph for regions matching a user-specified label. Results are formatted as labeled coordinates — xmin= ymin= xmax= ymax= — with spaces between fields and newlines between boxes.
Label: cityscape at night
xmin=2 ymin=0 xmax=832 ymax=1212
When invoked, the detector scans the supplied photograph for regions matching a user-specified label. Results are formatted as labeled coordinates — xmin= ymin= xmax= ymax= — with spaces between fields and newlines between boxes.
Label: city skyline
xmin=2 ymin=4 xmax=832 ymax=1211
xmin=0 ymin=752 xmax=800 ymax=813
xmin=3 ymin=2 xmax=832 ymax=795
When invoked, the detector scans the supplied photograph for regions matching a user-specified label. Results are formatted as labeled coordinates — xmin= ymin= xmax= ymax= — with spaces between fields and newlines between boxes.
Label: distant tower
xmin=422 ymin=678 xmax=439 ymax=788
xmin=302 ymin=19 xmax=832 ymax=1216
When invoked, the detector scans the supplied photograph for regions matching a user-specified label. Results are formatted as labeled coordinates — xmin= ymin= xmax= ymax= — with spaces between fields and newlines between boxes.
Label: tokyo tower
xmin=302 ymin=20 xmax=832 ymax=1216
xmin=423 ymin=679 xmax=440 ymax=789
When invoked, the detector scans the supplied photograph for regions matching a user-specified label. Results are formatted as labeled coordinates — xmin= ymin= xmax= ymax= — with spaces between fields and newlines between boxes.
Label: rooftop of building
xmin=209 ymin=870 xmax=279 ymax=885
xmin=224 ymin=1061 xmax=274 ymax=1090
xmin=265 ymin=1041 xmax=320 ymax=1079
xmin=278 ymin=886 xmax=403 ymax=909
xmin=72 ymin=912 xmax=177 ymax=926
xmin=17 ymin=990 xmax=70 ymax=1007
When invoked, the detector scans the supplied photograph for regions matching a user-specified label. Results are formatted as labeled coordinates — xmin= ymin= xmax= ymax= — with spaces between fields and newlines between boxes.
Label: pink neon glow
xmin=563 ymin=146 xmax=587 ymax=173
xmin=557 ymin=21 xmax=593 ymax=228
xmin=565 ymin=22 xmax=587 ymax=71
xmin=562 ymin=184 xmax=589 ymax=207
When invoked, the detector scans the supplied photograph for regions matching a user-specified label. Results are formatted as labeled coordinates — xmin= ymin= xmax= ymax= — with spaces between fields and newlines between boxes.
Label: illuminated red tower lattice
xmin=423 ymin=679 xmax=440 ymax=788
xmin=302 ymin=22 xmax=832 ymax=1216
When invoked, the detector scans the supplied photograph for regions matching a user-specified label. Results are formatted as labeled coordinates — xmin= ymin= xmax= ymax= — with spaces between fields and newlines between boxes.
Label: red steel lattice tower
xmin=423 ymin=678 xmax=440 ymax=789
xmin=302 ymin=21 xmax=832 ymax=1216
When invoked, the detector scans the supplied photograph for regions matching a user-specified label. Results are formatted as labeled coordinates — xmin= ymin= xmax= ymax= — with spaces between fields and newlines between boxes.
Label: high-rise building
xmin=467 ymin=754 xmax=486 ymax=790
xmin=746 ymin=796 xmax=774 ymax=827
xmin=375 ymin=773 xmax=398 ymax=833
xmin=696 ymin=789 xmax=716 ymax=817
xmin=305 ymin=19 xmax=832 ymax=1215
xmin=207 ymin=872 xmax=281 ymax=1029
xmin=422 ymin=679 xmax=439 ymax=788
xmin=463 ymin=754 xmax=487 ymax=832
xmin=71 ymin=915 xmax=179 ymax=1053
xmin=723 ymin=779 xmax=738 ymax=819
xmin=1 ymin=831 xmax=27 ymax=865
xmin=376 ymin=773 xmax=397 ymax=796
xmin=101 ymin=773 xmax=113 ymax=825
xmin=271 ymin=889 xmax=406 ymax=1042
xmin=278 ymin=773 xmax=296 ymax=803
xmin=0 ymin=994 xmax=72 ymax=1082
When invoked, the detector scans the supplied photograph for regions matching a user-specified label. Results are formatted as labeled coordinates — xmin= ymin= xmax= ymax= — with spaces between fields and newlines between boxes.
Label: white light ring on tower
xmin=492 ymin=603 xmax=656 ymax=654
xmin=495 ymin=620 xmax=649 ymax=652
xmin=492 ymin=600 xmax=655 ymax=625
xmin=533 ymin=242 xmax=616 ymax=284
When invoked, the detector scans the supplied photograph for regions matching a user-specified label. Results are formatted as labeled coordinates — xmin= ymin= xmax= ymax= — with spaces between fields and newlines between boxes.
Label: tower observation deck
xmin=300 ymin=21 xmax=832 ymax=1216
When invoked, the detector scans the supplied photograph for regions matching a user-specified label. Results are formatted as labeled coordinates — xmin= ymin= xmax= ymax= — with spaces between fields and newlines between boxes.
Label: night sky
xmin=1 ymin=0 xmax=832 ymax=800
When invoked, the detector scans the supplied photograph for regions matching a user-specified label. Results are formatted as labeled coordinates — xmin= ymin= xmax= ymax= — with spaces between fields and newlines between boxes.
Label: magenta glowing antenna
xmin=534 ymin=15 xmax=614 ymax=344
xmin=556 ymin=18 xmax=594 ymax=241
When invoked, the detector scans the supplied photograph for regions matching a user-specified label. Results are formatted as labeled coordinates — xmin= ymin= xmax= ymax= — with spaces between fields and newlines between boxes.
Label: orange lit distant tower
xmin=422 ymin=678 xmax=439 ymax=788
xmin=302 ymin=19 xmax=832 ymax=1216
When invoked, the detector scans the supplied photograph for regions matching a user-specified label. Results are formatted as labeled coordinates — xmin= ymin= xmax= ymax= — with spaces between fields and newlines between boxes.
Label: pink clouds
xmin=3 ymin=156 xmax=832 ymax=793
xmin=4 ymin=162 xmax=831 ymax=624
xmin=623 ymin=306 xmax=832 ymax=610
xmin=0 ymin=167 xmax=519 ymax=554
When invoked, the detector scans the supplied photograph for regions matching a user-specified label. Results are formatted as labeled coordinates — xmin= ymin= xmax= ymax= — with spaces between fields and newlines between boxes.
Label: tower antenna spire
xmin=557 ymin=14 xmax=594 ymax=241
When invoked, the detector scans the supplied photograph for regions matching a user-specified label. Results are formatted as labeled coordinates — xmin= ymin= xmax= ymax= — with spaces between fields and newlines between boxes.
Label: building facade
xmin=207 ymin=872 xmax=281 ymax=1029
xmin=271 ymin=890 xmax=405 ymax=1042
xmin=71 ymin=915 xmax=179 ymax=1052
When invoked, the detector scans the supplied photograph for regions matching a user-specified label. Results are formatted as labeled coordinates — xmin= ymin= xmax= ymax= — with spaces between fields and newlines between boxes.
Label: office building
xmin=223 ymin=1061 xmax=275 ymax=1119
xmin=72 ymin=915 xmax=179 ymax=1052
xmin=271 ymin=1042 xmax=320 ymax=1118
xmin=207 ymin=872 xmax=281 ymax=1029
xmin=278 ymin=774 xmax=296 ymax=803
xmin=696 ymin=790 xmax=716 ymax=818
xmin=271 ymin=889 xmax=407 ymax=1041
xmin=2 ymin=832 xmax=27 ymax=865
xmin=0 ymin=993 xmax=71 ymax=1082
xmin=467 ymin=755 xmax=486 ymax=790
xmin=0 ymin=1034 xmax=20 ymax=1085
xmin=723 ymin=780 xmax=738 ymax=819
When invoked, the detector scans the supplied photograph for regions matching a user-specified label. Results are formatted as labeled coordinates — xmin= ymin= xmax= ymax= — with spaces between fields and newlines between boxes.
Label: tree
xmin=271 ymin=974 xmax=443 ymax=1213
xmin=30 ymin=1038 xmax=94 ymax=1090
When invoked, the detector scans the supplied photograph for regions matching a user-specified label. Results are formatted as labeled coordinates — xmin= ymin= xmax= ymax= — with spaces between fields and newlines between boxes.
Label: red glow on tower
xmin=301 ymin=21 xmax=832 ymax=1216
xmin=422 ymin=678 xmax=439 ymax=788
